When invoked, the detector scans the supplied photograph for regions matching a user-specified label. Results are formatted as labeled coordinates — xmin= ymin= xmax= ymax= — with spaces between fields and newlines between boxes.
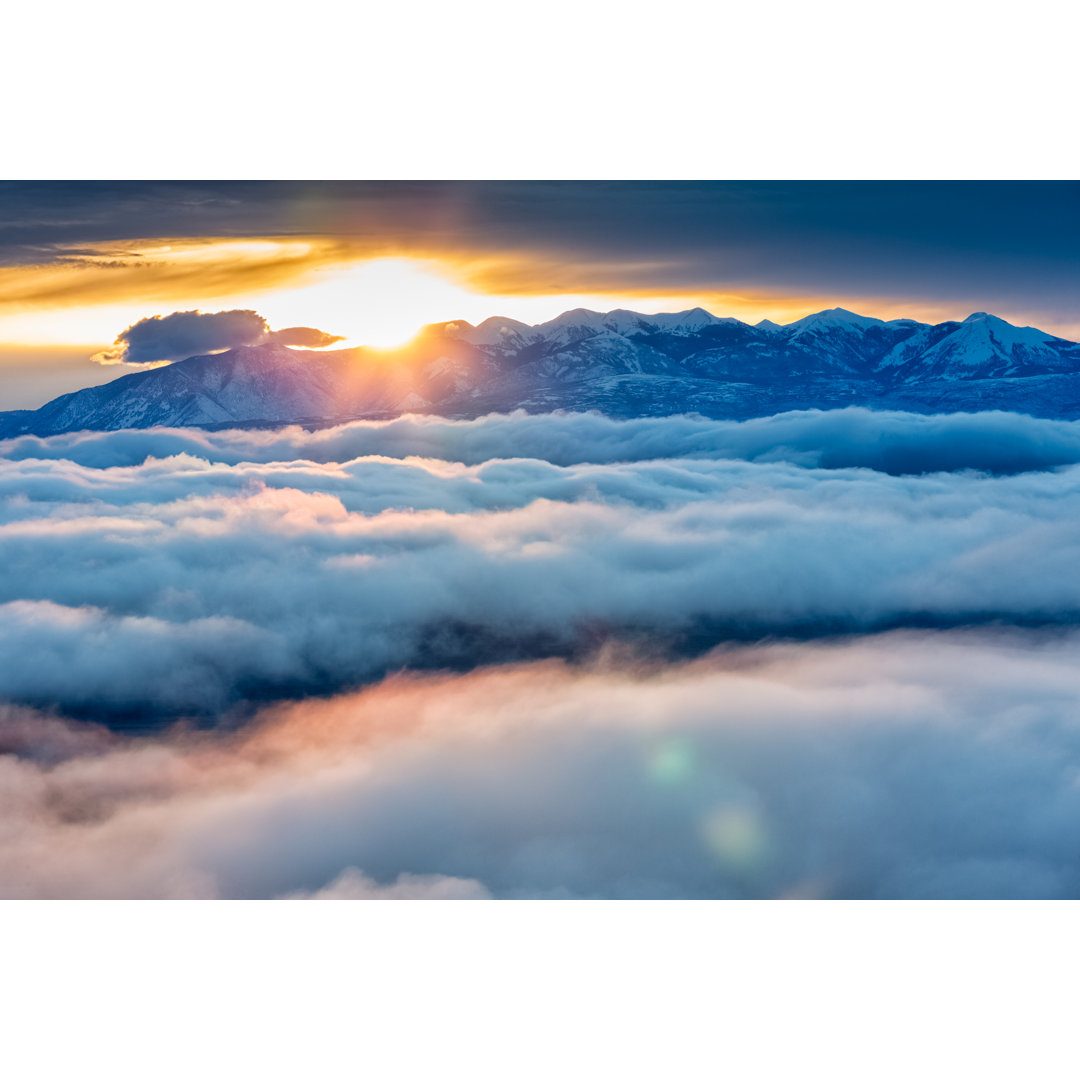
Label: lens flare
xmin=647 ymin=737 xmax=696 ymax=785
xmin=701 ymin=804 xmax=770 ymax=871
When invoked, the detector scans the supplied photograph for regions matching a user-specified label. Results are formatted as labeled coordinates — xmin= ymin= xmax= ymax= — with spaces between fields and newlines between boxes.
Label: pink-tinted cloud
xmin=4 ymin=632 xmax=1080 ymax=898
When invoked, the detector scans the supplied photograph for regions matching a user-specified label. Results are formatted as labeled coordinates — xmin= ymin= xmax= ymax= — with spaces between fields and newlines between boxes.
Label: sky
xmin=1 ymin=181 xmax=1078 ymax=408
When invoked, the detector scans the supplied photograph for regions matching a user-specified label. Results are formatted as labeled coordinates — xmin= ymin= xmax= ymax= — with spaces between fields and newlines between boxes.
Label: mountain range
xmin=4 ymin=307 xmax=1080 ymax=437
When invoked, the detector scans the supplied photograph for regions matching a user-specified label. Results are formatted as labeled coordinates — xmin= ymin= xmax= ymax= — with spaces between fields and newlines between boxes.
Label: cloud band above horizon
xmin=1 ymin=182 xmax=1078 ymax=353
xmin=92 ymin=308 xmax=344 ymax=365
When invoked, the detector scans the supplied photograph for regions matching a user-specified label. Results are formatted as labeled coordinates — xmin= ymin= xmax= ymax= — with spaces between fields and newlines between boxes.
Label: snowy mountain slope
xmin=3 ymin=307 xmax=1080 ymax=437
xmin=880 ymin=312 xmax=1077 ymax=382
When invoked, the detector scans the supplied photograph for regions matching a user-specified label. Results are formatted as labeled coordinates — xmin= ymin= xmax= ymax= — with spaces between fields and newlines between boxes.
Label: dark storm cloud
xmin=2 ymin=181 xmax=1078 ymax=325
xmin=95 ymin=309 xmax=345 ymax=365
xmin=3 ymin=181 xmax=1078 ymax=264
xmin=0 ymin=181 xmax=449 ymax=258
xmin=4 ymin=409 xmax=1080 ymax=720
xmin=98 ymin=308 xmax=269 ymax=365
xmin=7 ymin=631 xmax=1080 ymax=898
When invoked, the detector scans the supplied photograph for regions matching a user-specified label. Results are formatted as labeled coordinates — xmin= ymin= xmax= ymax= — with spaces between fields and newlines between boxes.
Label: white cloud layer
xmin=4 ymin=631 xmax=1080 ymax=899
xmin=2 ymin=407 xmax=1077 ymax=897
xmin=6 ymin=407 xmax=1080 ymax=473
xmin=2 ymin=409 xmax=1080 ymax=718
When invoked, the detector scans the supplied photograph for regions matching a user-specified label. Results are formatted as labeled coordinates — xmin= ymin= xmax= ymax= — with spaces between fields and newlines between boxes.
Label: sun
xmin=0 ymin=245 xmax=836 ymax=360
xmin=255 ymin=257 xmax=496 ymax=350
xmin=255 ymin=256 xmax=734 ymax=351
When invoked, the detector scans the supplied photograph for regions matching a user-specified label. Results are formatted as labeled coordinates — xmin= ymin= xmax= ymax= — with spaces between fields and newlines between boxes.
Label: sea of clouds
xmin=3 ymin=407 xmax=1080 ymax=898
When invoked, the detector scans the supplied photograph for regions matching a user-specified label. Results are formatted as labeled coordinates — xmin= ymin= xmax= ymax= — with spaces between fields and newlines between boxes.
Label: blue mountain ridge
xmin=3 ymin=306 xmax=1080 ymax=436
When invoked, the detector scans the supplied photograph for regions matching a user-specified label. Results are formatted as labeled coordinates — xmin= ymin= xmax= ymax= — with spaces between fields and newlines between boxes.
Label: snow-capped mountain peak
xmin=875 ymin=310 xmax=1076 ymax=381
xmin=526 ymin=307 xmax=733 ymax=341
xmin=540 ymin=308 xmax=608 ymax=330
xmin=960 ymin=311 xmax=1058 ymax=344
xmin=644 ymin=308 xmax=730 ymax=333
xmin=755 ymin=319 xmax=785 ymax=334
xmin=453 ymin=316 xmax=537 ymax=347
xmin=3 ymin=305 xmax=1080 ymax=439
xmin=786 ymin=307 xmax=887 ymax=336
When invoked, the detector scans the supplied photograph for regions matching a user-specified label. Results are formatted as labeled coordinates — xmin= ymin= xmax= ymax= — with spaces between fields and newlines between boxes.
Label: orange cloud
xmin=1 ymin=234 xmax=1077 ymax=352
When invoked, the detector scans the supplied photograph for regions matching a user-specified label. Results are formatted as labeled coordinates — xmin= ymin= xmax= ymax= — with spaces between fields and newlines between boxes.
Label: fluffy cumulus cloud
xmin=2 ymin=406 xmax=1079 ymax=897
xmin=93 ymin=309 xmax=343 ymax=366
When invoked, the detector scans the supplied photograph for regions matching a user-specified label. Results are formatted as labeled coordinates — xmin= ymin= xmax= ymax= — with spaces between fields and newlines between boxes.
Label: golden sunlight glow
xmin=243 ymin=258 xmax=855 ymax=351
xmin=74 ymin=239 xmax=318 ymax=266
xmin=0 ymin=248 xmax=839 ymax=354
xmin=256 ymin=258 xmax=493 ymax=349
xmin=0 ymin=238 xmax=1024 ymax=356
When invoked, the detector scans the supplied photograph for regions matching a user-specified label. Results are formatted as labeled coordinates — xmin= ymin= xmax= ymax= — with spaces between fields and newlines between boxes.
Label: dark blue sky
xmin=2 ymin=182 xmax=1076 ymax=329
xmin=1 ymin=181 xmax=1078 ymax=410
